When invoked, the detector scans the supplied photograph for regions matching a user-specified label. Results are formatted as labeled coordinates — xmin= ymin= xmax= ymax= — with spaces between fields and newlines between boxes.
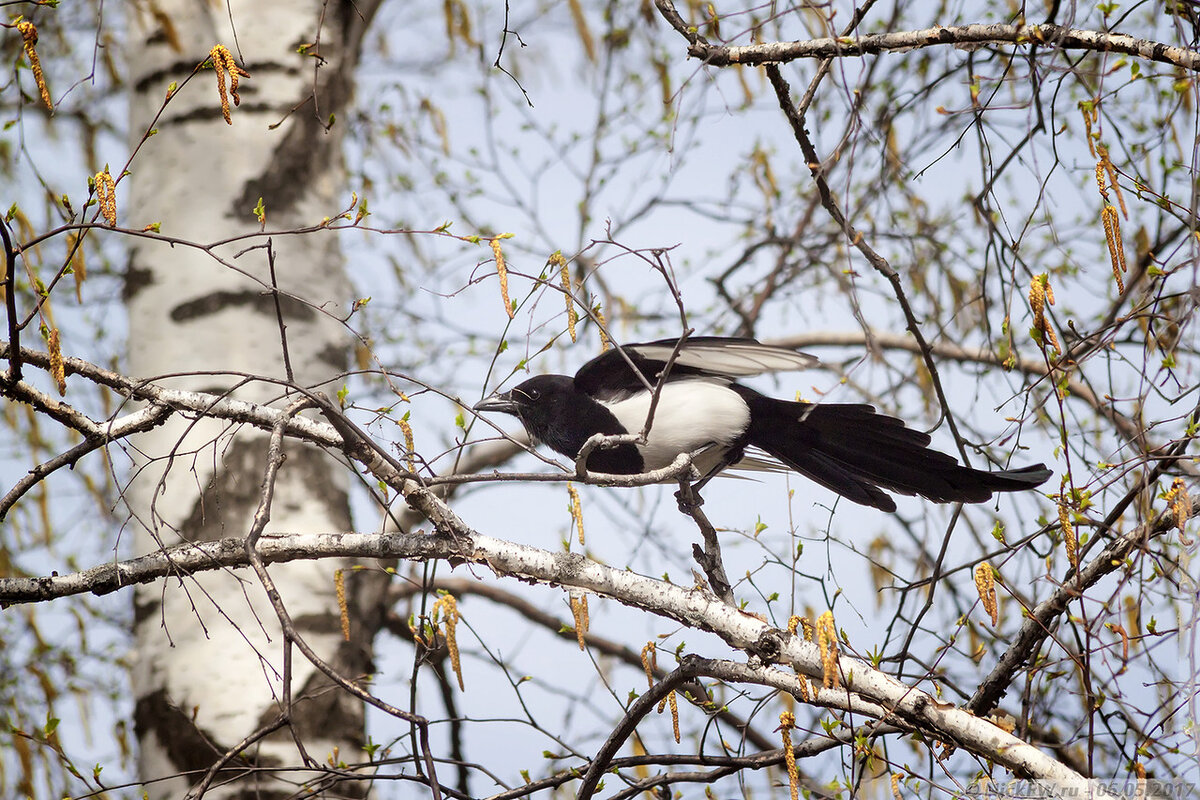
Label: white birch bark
xmin=123 ymin=3 xmax=379 ymax=797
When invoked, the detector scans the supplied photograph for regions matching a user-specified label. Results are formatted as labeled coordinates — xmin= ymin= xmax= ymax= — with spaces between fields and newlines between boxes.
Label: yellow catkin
xmin=397 ymin=416 xmax=415 ymax=472
xmin=1029 ymin=274 xmax=1061 ymax=355
xmin=1124 ymin=596 xmax=1140 ymax=639
xmin=47 ymin=328 xmax=66 ymax=395
xmin=593 ymin=302 xmax=611 ymax=351
xmin=491 ymin=238 xmax=513 ymax=319
xmin=568 ymin=591 xmax=588 ymax=650
xmin=94 ymin=169 xmax=117 ymax=227
xmin=1106 ymin=622 xmax=1130 ymax=662
xmin=209 ymin=45 xmax=249 ymax=125
xmin=667 ymin=688 xmax=680 ymax=743
xmin=211 ymin=46 xmax=230 ymax=123
xmin=1094 ymin=160 xmax=1108 ymax=199
xmin=567 ymin=482 xmax=584 ymax=545
xmin=816 ymin=611 xmax=839 ymax=690
xmin=787 ymin=615 xmax=801 ymax=635
xmin=799 ymin=616 xmax=814 ymax=642
xmin=974 ymin=563 xmax=999 ymax=626
xmin=1097 ymin=144 xmax=1127 ymax=217
xmin=640 ymin=642 xmax=656 ymax=688
xmin=1079 ymin=101 xmax=1098 ymax=157
xmin=17 ymin=21 xmax=52 ymax=109
xmin=1101 ymin=204 xmax=1127 ymax=293
xmin=334 ymin=569 xmax=350 ymax=641
xmin=434 ymin=594 xmax=464 ymax=690
xmin=1096 ymin=154 xmax=1128 ymax=292
xmin=565 ymin=0 xmax=596 ymax=62
xmin=549 ymin=252 xmax=576 ymax=342
xmin=1165 ymin=477 xmax=1191 ymax=533
xmin=1059 ymin=500 xmax=1078 ymax=569
xmin=779 ymin=711 xmax=799 ymax=800
xmin=641 ymin=640 xmax=678 ymax=726
xmin=891 ymin=773 xmax=903 ymax=800
xmin=630 ymin=733 xmax=649 ymax=779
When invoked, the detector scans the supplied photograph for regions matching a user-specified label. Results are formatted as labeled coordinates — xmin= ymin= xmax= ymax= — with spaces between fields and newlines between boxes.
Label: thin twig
xmin=1 ymin=215 xmax=20 ymax=383
xmin=763 ymin=63 xmax=974 ymax=465
xmin=265 ymin=239 xmax=295 ymax=385
xmin=242 ymin=397 xmax=445 ymax=800
xmin=576 ymin=664 xmax=695 ymax=800
xmin=968 ymin=498 xmax=1197 ymax=716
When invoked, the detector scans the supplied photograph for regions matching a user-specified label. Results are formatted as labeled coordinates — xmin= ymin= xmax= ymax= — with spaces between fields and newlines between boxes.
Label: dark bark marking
xmin=133 ymin=593 xmax=161 ymax=627
xmin=170 ymin=289 xmax=316 ymax=323
xmin=124 ymin=262 xmax=155 ymax=301
xmin=134 ymin=688 xmax=280 ymax=776
xmin=181 ymin=440 xmax=350 ymax=545
xmin=316 ymin=341 xmax=349 ymax=372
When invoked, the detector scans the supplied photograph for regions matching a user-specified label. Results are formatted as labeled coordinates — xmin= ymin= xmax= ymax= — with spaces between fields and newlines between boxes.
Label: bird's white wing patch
xmin=603 ymin=381 xmax=751 ymax=471
xmin=632 ymin=341 xmax=817 ymax=377
xmin=730 ymin=448 xmax=790 ymax=474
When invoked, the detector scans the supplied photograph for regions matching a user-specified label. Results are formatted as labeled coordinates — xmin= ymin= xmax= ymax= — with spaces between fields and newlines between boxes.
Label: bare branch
xmin=1 ymin=215 xmax=19 ymax=384
xmin=967 ymin=501 xmax=1195 ymax=717
xmin=576 ymin=664 xmax=695 ymax=800
xmin=0 ymin=510 xmax=1122 ymax=794
xmin=0 ymin=397 xmax=173 ymax=520
xmin=682 ymin=23 xmax=1200 ymax=72
xmin=237 ymin=401 xmax=444 ymax=800
xmin=761 ymin=63 xmax=975 ymax=465
xmin=766 ymin=329 xmax=1156 ymax=458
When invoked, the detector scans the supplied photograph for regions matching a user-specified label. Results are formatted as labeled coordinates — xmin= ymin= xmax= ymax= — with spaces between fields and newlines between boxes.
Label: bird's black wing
xmin=574 ymin=336 xmax=818 ymax=402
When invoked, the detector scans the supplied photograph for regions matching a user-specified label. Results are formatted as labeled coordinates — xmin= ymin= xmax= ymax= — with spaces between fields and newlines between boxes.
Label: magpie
xmin=473 ymin=336 xmax=1052 ymax=512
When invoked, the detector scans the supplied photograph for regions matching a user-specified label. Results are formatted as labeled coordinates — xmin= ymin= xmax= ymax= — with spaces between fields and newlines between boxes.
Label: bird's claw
xmin=675 ymin=484 xmax=704 ymax=514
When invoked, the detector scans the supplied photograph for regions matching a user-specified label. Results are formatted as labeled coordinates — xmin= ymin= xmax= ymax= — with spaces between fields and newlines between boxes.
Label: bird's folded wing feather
xmin=575 ymin=336 xmax=818 ymax=400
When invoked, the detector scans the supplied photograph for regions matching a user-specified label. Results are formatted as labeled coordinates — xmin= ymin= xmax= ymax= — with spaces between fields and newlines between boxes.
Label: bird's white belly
xmin=603 ymin=381 xmax=751 ymax=471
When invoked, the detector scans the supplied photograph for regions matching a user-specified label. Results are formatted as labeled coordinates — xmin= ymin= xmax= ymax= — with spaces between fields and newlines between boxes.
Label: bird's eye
xmin=524 ymin=388 xmax=540 ymax=400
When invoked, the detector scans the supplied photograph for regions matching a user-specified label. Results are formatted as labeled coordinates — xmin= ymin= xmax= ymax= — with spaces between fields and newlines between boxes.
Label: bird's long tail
xmin=734 ymin=389 xmax=1051 ymax=512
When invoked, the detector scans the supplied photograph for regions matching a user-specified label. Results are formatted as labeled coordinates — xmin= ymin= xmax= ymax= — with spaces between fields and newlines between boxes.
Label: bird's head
xmin=474 ymin=374 xmax=577 ymax=441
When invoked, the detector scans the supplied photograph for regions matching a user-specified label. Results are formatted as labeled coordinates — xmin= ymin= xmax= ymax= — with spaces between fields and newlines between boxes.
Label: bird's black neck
xmin=530 ymin=391 xmax=644 ymax=474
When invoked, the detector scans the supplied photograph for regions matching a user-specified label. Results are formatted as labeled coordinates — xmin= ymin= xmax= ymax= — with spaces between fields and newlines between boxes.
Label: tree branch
xmin=766 ymin=329 xmax=1155 ymax=459
xmin=0 ymin=395 xmax=173 ymax=520
xmin=0 ymin=516 xmax=1116 ymax=794
xmin=683 ymin=23 xmax=1200 ymax=72
xmin=967 ymin=502 xmax=1195 ymax=717
xmin=1 ymin=215 xmax=19 ymax=384
xmin=761 ymin=64 xmax=976 ymax=465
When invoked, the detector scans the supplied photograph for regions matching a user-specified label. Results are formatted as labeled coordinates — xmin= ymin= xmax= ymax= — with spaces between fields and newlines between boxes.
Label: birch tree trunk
xmin=124 ymin=3 xmax=380 ymax=797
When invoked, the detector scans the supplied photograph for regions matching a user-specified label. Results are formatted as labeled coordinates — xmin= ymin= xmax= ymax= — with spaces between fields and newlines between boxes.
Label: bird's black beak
xmin=473 ymin=391 xmax=519 ymax=416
